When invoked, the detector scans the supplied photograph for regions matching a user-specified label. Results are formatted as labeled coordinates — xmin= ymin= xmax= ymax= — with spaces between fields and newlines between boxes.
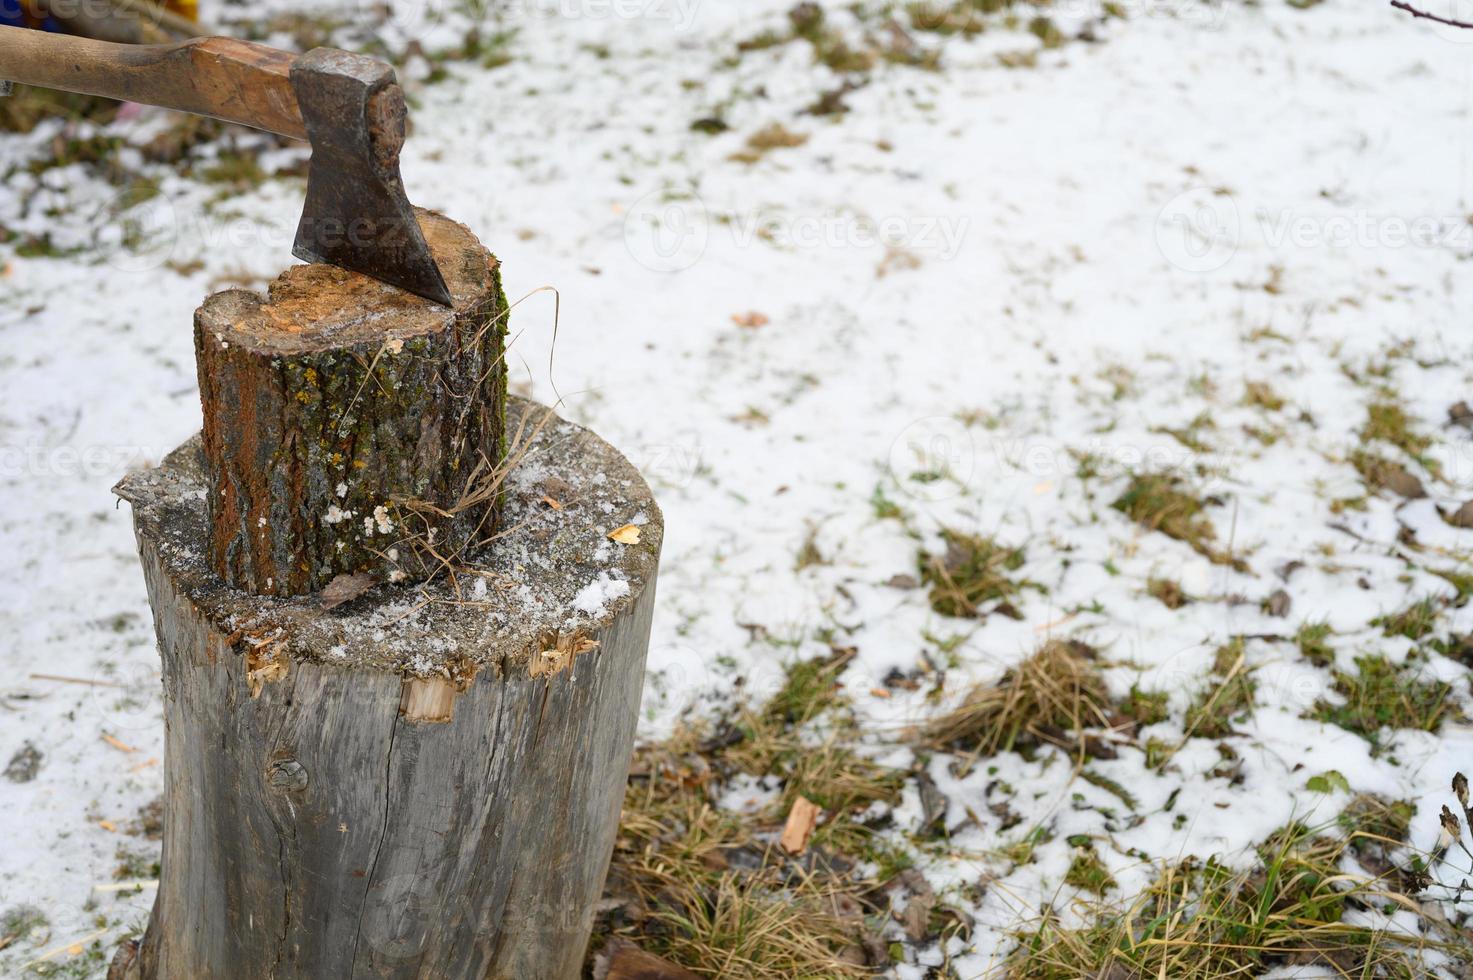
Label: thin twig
xmin=29 ymin=673 xmax=125 ymax=688
xmin=1391 ymin=0 xmax=1473 ymax=29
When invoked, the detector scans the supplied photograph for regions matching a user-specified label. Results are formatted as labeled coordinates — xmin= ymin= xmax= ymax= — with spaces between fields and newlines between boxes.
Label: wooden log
xmin=112 ymin=393 xmax=662 ymax=980
xmin=194 ymin=208 xmax=508 ymax=597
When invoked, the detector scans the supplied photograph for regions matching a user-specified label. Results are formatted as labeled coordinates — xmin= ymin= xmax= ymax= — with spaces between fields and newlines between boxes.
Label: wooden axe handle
xmin=0 ymin=32 xmax=307 ymax=141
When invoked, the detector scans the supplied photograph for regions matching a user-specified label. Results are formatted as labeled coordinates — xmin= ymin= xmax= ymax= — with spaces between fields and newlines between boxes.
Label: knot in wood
xmin=266 ymin=758 xmax=309 ymax=793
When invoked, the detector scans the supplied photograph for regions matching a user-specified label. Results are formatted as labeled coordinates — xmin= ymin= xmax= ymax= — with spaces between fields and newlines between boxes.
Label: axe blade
xmin=289 ymin=48 xmax=452 ymax=307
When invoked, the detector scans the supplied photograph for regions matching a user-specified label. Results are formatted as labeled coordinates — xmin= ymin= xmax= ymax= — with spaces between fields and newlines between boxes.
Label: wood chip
xmin=607 ymin=523 xmax=641 ymax=545
xmin=529 ymin=633 xmax=600 ymax=679
xmin=245 ymin=643 xmax=290 ymax=698
xmin=97 ymin=820 xmax=117 ymax=832
xmin=101 ymin=734 xmax=137 ymax=754
xmin=730 ymin=311 xmax=769 ymax=329
xmin=780 ymin=796 xmax=822 ymax=856
xmin=540 ymin=494 xmax=564 ymax=510
xmin=319 ymin=572 xmax=378 ymax=610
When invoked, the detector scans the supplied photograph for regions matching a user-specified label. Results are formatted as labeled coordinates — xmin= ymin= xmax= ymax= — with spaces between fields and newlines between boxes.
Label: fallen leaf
xmin=901 ymin=892 xmax=936 ymax=942
xmin=607 ymin=524 xmax=641 ymax=544
xmin=600 ymin=940 xmax=703 ymax=980
xmin=1263 ymin=589 xmax=1291 ymax=618
xmin=319 ymin=572 xmax=377 ymax=610
xmin=540 ymin=495 xmax=564 ymax=511
xmin=780 ymin=796 xmax=822 ymax=856
xmin=731 ymin=311 xmax=769 ymax=329
xmin=1447 ymin=501 xmax=1473 ymax=529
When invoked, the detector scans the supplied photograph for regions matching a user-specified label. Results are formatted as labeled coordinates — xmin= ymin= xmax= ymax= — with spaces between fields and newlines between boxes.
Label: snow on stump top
xmin=114 ymin=397 xmax=662 ymax=679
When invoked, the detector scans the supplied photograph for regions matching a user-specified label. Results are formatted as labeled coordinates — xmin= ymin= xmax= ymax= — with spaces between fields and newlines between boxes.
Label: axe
xmin=0 ymin=33 xmax=453 ymax=305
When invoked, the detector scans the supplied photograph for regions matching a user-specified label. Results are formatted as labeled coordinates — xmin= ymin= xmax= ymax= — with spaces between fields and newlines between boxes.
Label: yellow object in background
xmin=163 ymin=0 xmax=197 ymax=21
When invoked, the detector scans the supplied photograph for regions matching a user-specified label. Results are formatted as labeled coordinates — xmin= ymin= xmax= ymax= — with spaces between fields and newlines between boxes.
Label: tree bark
xmin=195 ymin=208 xmax=508 ymax=597
xmin=113 ymin=397 xmax=662 ymax=980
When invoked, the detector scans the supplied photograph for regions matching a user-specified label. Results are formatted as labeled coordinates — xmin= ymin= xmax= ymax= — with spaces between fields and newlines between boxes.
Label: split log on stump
xmin=195 ymin=208 xmax=508 ymax=597
xmin=112 ymin=397 xmax=662 ymax=980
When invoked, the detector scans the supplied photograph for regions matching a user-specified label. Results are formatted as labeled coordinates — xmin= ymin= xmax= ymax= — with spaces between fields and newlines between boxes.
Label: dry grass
xmin=918 ymin=529 xmax=1039 ymax=620
xmin=605 ymin=737 xmax=875 ymax=979
xmin=1010 ymin=808 xmax=1449 ymax=978
xmin=729 ymin=123 xmax=810 ymax=163
xmin=1146 ymin=575 xmax=1189 ymax=609
xmin=597 ymin=652 xmax=911 ymax=976
xmin=1183 ymin=639 xmax=1257 ymax=739
xmin=917 ymin=639 xmax=1115 ymax=757
xmin=1311 ymin=654 xmax=1454 ymax=746
xmin=1111 ymin=471 xmax=1247 ymax=571
xmin=0 ymin=85 xmax=117 ymax=134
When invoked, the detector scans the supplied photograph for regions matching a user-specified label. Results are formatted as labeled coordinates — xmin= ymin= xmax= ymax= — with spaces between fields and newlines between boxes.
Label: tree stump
xmin=195 ymin=209 xmax=508 ymax=597
xmin=110 ymin=226 xmax=662 ymax=979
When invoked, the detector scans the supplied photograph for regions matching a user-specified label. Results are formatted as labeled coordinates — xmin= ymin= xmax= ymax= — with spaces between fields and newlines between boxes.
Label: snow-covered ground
xmin=3 ymin=0 xmax=1473 ymax=974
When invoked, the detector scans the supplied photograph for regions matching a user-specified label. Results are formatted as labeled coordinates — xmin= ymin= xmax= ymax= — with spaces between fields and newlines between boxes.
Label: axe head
xmin=289 ymin=49 xmax=452 ymax=307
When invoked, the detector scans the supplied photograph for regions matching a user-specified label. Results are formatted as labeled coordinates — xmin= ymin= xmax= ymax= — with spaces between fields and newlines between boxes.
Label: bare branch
xmin=1391 ymin=0 xmax=1473 ymax=29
